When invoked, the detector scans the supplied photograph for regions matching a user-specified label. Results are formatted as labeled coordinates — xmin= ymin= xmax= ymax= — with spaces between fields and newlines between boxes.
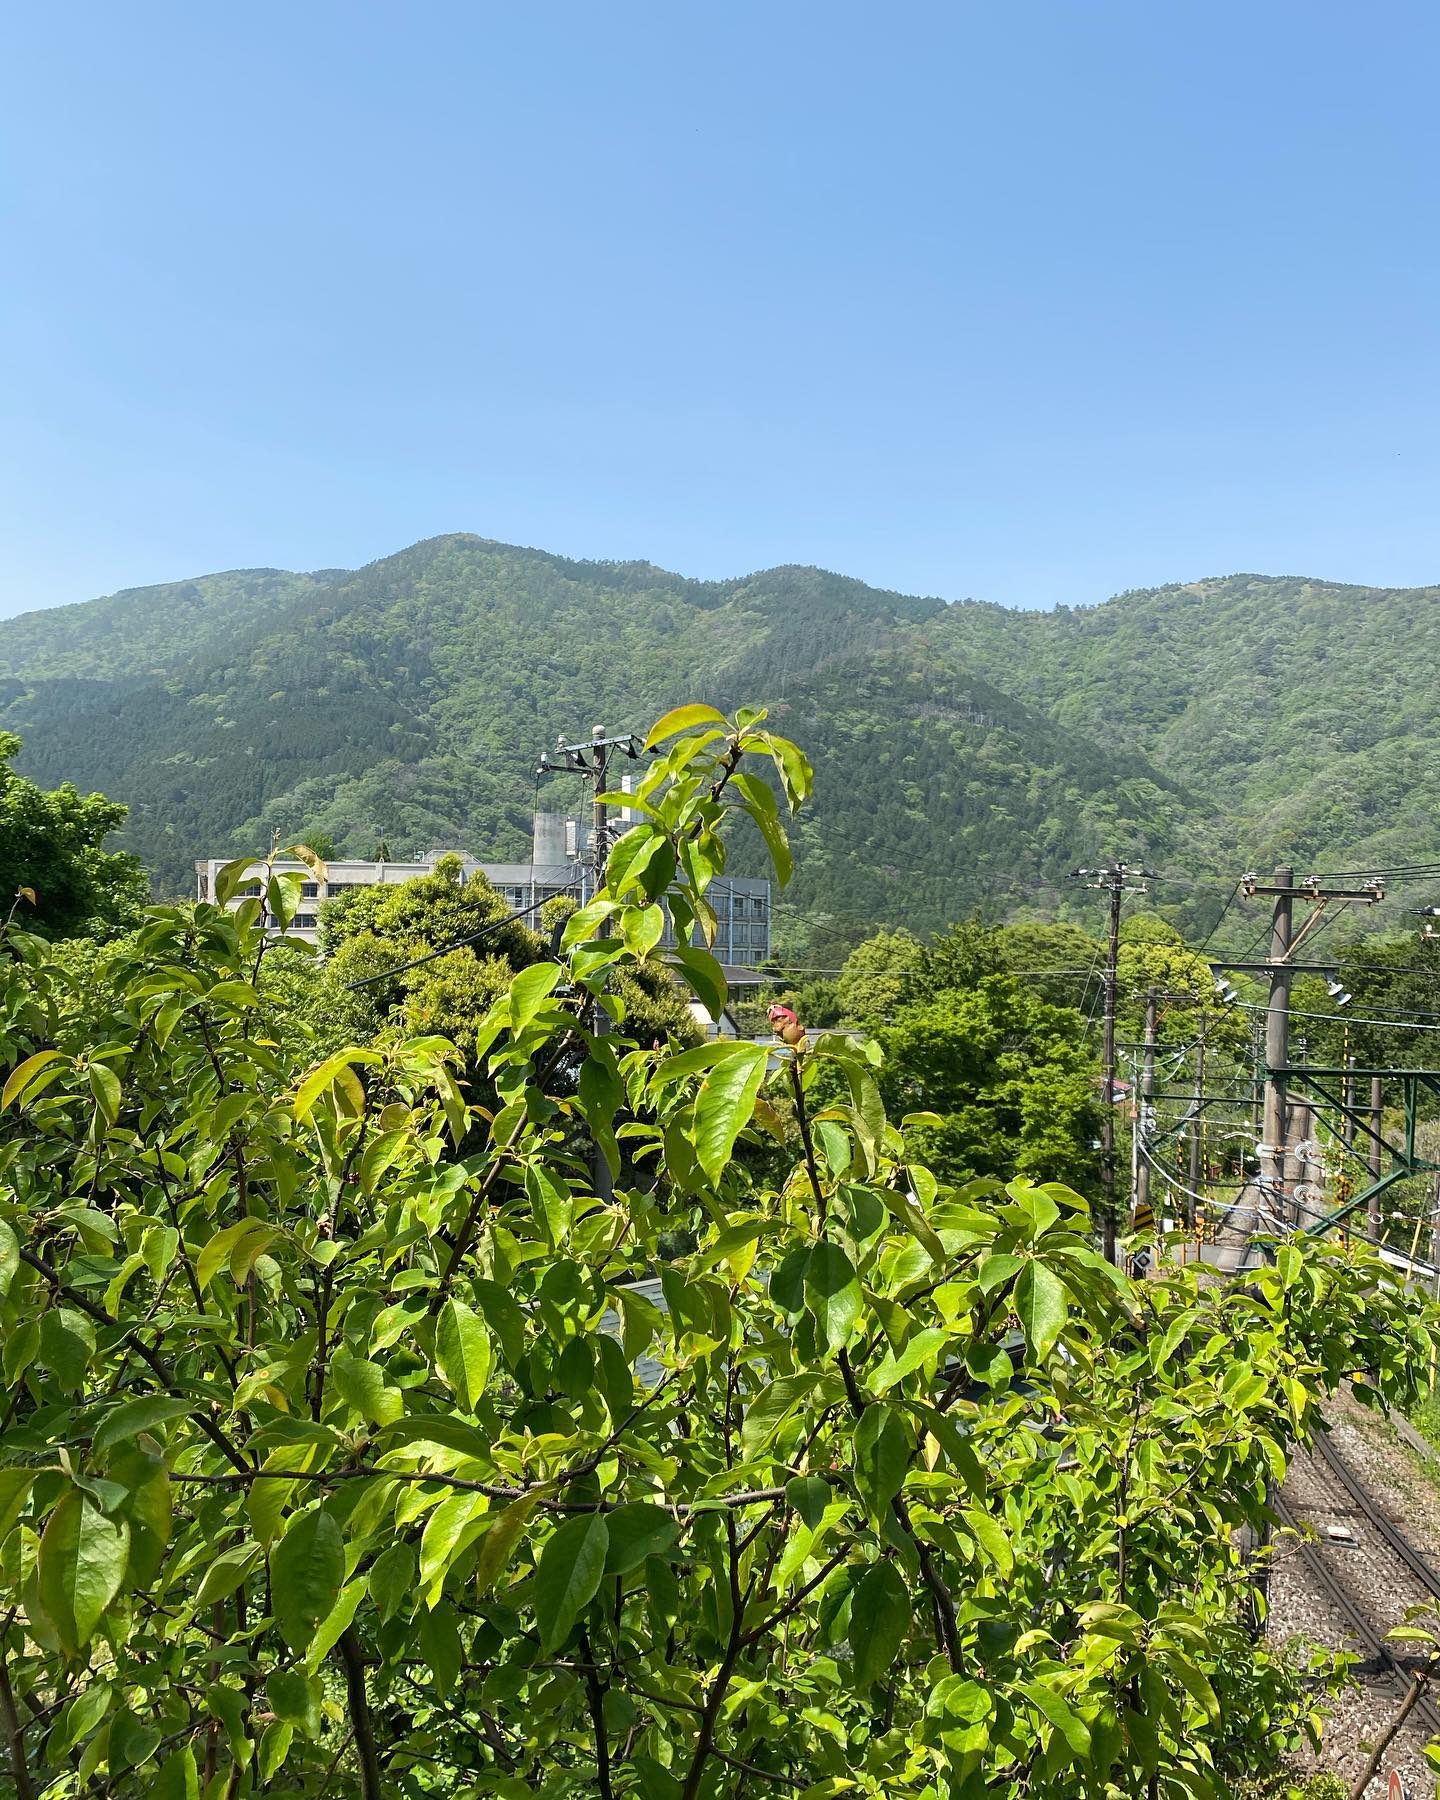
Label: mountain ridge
xmin=1 ymin=533 xmax=1434 ymax=952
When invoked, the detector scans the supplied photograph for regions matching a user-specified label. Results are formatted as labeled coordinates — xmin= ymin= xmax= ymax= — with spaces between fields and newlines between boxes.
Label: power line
xmin=1235 ymin=999 xmax=1440 ymax=1034
xmin=341 ymin=887 xmax=576 ymax=991
xmin=1198 ymin=880 xmax=1242 ymax=953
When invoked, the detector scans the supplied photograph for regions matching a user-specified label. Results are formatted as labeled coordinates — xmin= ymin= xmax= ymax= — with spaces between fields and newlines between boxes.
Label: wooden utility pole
xmin=1071 ymin=863 xmax=1156 ymax=1265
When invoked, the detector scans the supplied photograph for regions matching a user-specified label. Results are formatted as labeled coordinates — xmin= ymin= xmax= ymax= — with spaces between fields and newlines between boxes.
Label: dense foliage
xmin=311 ymin=855 xmax=698 ymax=1062
xmin=0 ymin=732 xmax=147 ymax=942
xmin=778 ymin=922 xmax=1107 ymax=1197
xmin=929 ymin=574 xmax=1440 ymax=913
xmin=1 ymin=705 xmax=1435 ymax=1799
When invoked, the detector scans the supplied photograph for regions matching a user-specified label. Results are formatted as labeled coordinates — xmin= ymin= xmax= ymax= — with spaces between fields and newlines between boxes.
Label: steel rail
xmin=1314 ymin=1430 xmax=1440 ymax=1603
xmin=1271 ymin=1490 xmax=1440 ymax=1740
xmin=1274 ymin=1451 xmax=1440 ymax=1741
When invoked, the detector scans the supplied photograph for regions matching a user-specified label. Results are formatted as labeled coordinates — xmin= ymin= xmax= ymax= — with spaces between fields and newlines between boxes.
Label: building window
xmin=293 ymin=913 xmax=317 ymax=930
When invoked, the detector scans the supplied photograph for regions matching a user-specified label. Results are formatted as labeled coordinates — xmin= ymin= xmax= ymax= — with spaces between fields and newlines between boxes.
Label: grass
xmin=1234 ymin=1776 xmax=1345 ymax=1800
xmin=1407 ymin=1388 xmax=1440 ymax=1454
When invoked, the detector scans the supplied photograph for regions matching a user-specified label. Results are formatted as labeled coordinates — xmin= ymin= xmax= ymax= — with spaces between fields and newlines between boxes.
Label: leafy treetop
xmin=0 ymin=731 xmax=146 ymax=942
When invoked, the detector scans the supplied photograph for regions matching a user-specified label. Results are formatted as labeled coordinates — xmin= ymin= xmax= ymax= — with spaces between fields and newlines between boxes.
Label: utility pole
xmin=537 ymin=725 xmax=644 ymax=1203
xmin=1071 ymin=862 xmax=1156 ymax=1264
xmin=1431 ymin=1169 xmax=1440 ymax=1308
xmin=589 ymin=728 xmax=614 ymax=1199
xmin=1186 ymin=1030 xmax=1205 ymax=1242
xmin=589 ymin=725 xmax=611 ymax=917
xmin=1368 ymin=1076 xmax=1383 ymax=1240
xmin=1258 ymin=866 xmax=1293 ymax=1216
xmin=1134 ymin=987 xmax=1159 ymax=1229
xmin=1234 ymin=868 xmax=1383 ymax=1228
xmin=1342 ymin=1055 xmax=1355 ymax=1139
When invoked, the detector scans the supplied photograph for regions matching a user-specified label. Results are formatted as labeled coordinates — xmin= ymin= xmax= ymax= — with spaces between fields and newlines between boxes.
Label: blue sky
xmin=2 ymin=2 xmax=1438 ymax=617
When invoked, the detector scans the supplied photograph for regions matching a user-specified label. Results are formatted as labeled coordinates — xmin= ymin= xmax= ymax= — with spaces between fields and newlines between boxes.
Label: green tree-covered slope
xmin=1 ymin=539 xmax=1430 ymax=943
xmin=927 ymin=575 xmax=1440 ymax=880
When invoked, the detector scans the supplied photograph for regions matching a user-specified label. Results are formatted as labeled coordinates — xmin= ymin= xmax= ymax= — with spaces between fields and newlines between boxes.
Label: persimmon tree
xmin=0 ymin=704 xmax=1434 ymax=1800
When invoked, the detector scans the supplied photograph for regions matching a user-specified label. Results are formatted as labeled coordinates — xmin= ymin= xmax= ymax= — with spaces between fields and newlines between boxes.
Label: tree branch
xmin=1346 ymin=1663 xmax=1433 ymax=1800
xmin=337 ymin=1627 xmax=385 ymax=1800
xmin=19 ymin=1246 xmax=252 ymax=1473
xmin=0 ymin=1641 xmax=35 ymax=1800
xmin=578 ymin=1627 xmax=614 ymax=1800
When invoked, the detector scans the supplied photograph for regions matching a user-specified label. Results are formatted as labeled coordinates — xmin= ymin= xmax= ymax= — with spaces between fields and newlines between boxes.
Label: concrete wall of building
xmin=194 ymin=847 xmax=772 ymax=962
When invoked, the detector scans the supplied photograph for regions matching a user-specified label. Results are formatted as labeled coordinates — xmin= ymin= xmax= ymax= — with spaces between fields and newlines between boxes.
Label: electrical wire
xmin=1197 ymin=880 xmax=1242 ymax=953
xmin=342 ymin=887 xmax=578 ymax=991
xmin=1235 ymin=1000 xmax=1440 ymax=1034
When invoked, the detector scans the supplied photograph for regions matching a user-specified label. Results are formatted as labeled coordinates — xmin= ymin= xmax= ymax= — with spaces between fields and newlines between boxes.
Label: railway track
xmin=1276 ymin=1428 xmax=1440 ymax=1742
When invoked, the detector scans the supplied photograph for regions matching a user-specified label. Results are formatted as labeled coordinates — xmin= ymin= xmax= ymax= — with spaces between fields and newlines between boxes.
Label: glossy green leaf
xmin=419 ymin=1490 xmax=489 ymax=1594
xmin=741 ymin=1371 xmax=826 ymax=1459
xmin=434 ymin=1296 xmax=492 ymax=1410
xmin=803 ymin=1241 xmax=862 ymax=1352
xmin=852 ymin=1405 xmax=911 ymax=1521
xmin=472 ymin=1277 xmax=528 ymax=1367
xmin=2 ymin=1048 xmax=66 ymax=1110
xmin=0 ymin=1467 xmax=37 ymax=1538
xmin=267 ymin=1668 xmax=324 ymax=1737
xmin=535 ymin=1512 xmax=609 ymax=1650
xmin=270 ymin=1508 xmax=344 ymax=1652
xmin=368 ymin=1542 xmax=417 ymax=1621
xmin=38 ymin=1308 xmax=95 ymax=1391
xmin=194 ymin=1542 xmax=263 ymax=1609
xmin=0 ymin=1216 xmax=16 ymax=1298
xmin=603 ymin=1503 xmax=678 ymax=1576
xmin=849 ymin=1560 xmax=912 ymax=1689
xmin=87 ymin=1061 xmax=121 ymax=1122
xmin=1019 ymin=1679 xmax=1092 ymax=1755
xmin=645 ymin=703 xmax=727 ymax=747
xmin=149 ymin=1745 xmax=199 ymax=1799
xmin=1014 ymin=1260 xmax=1068 ymax=1360
xmin=693 ymin=1042 xmax=769 ymax=1183
xmin=329 ymin=1351 xmax=404 ymax=1425
xmin=38 ymin=1489 xmax=131 ymax=1653
xmin=304 ymin=1578 xmax=367 ymax=1672
xmin=510 ymin=959 xmax=561 ymax=1032
xmin=92 ymin=1394 xmax=193 ymax=1453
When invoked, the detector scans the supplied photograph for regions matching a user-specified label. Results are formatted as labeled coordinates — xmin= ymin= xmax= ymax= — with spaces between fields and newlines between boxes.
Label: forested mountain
xmin=1 ymin=535 xmax=1433 ymax=950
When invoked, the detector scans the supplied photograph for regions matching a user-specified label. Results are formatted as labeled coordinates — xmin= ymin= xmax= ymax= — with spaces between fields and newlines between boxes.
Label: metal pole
xmin=1135 ymin=987 xmax=1158 ymax=1227
xmin=1368 ymin=1076 xmax=1383 ymax=1240
xmin=1430 ymin=1176 xmax=1440 ymax=1377
xmin=590 ymin=726 xmax=613 ymax=1203
xmin=1101 ymin=874 xmax=1123 ymax=1265
xmin=1260 ymin=866 xmax=1294 ymax=1217
xmin=1186 ymin=1034 xmax=1204 ymax=1242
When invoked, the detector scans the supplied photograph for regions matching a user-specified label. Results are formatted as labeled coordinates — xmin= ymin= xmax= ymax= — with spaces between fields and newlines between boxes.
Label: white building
xmin=194 ymin=812 xmax=772 ymax=969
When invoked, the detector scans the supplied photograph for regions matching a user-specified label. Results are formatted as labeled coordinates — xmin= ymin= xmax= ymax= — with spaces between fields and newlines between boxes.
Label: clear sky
xmin=2 ymin=2 xmax=1438 ymax=618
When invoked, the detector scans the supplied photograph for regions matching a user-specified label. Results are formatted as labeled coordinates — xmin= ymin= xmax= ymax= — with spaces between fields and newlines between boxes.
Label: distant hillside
xmin=927 ymin=575 xmax=1440 ymax=879
xmin=2 ymin=536 xmax=1434 ymax=950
